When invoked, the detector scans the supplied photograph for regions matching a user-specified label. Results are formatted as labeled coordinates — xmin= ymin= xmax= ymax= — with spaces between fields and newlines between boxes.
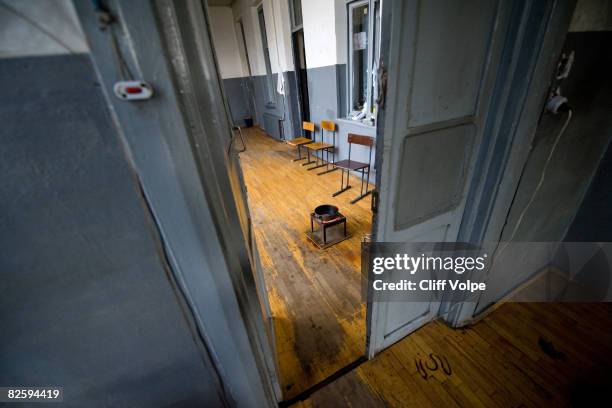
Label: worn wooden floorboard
xmin=239 ymin=128 xmax=372 ymax=399
xmin=295 ymin=303 xmax=612 ymax=407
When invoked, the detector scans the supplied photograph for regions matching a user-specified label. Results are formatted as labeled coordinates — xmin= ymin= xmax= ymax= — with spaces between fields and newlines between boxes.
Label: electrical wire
xmin=504 ymin=108 xmax=573 ymax=243
xmin=108 ymin=27 xmax=134 ymax=80
xmin=489 ymin=107 xmax=573 ymax=275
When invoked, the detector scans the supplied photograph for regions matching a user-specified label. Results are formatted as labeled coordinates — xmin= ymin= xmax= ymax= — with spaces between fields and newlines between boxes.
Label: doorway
xmin=202 ymin=0 xmax=576 ymax=403
xmin=238 ymin=129 xmax=371 ymax=400
xmin=291 ymin=28 xmax=309 ymax=123
xmin=209 ymin=0 xmax=376 ymax=400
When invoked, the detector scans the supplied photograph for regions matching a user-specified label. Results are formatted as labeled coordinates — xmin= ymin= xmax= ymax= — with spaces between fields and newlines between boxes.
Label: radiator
xmin=263 ymin=113 xmax=283 ymax=140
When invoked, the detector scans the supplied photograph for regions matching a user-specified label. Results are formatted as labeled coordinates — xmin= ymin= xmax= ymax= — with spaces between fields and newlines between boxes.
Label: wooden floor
xmin=239 ymin=128 xmax=372 ymax=399
xmin=294 ymin=302 xmax=612 ymax=407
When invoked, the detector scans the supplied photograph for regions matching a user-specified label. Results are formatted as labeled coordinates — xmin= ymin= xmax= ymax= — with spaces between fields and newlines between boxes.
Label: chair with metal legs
xmin=332 ymin=133 xmax=374 ymax=204
xmin=287 ymin=121 xmax=315 ymax=162
xmin=304 ymin=120 xmax=336 ymax=172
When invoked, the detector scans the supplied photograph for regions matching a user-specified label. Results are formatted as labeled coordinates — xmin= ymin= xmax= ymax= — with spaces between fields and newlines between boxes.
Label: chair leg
xmin=293 ymin=145 xmax=306 ymax=162
xmin=302 ymin=148 xmax=316 ymax=166
xmin=350 ymin=189 xmax=372 ymax=204
xmin=318 ymin=150 xmax=338 ymax=174
xmin=333 ymin=169 xmax=351 ymax=197
xmin=307 ymin=151 xmax=327 ymax=170
xmin=350 ymin=168 xmax=372 ymax=204
xmin=318 ymin=166 xmax=339 ymax=175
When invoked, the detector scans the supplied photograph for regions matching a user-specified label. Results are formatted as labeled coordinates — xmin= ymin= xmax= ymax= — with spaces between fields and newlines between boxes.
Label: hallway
xmin=239 ymin=128 xmax=372 ymax=399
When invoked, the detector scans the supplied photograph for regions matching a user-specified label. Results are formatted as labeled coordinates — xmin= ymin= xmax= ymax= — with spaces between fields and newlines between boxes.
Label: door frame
xmin=75 ymin=0 xmax=279 ymax=406
xmin=290 ymin=28 xmax=310 ymax=124
xmin=367 ymin=0 xmax=576 ymax=357
xmin=447 ymin=0 xmax=576 ymax=325
xmin=235 ymin=17 xmax=259 ymax=126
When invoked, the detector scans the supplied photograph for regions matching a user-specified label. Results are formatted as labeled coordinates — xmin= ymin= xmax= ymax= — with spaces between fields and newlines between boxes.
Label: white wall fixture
xmin=113 ymin=80 xmax=154 ymax=100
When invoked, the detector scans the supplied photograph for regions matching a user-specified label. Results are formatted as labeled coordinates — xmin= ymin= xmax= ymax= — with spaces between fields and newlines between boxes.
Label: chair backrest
xmin=321 ymin=120 xmax=335 ymax=131
xmin=347 ymin=133 xmax=374 ymax=146
xmin=347 ymin=133 xmax=374 ymax=164
xmin=302 ymin=121 xmax=315 ymax=138
xmin=320 ymin=120 xmax=336 ymax=145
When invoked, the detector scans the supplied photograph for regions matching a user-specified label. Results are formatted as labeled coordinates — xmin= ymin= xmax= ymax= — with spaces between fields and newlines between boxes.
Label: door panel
xmin=395 ymin=124 xmax=475 ymax=229
xmin=369 ymin=0 xmax=506 ymax=356
xmin=407 ymin=1 xmax=497 ymax=127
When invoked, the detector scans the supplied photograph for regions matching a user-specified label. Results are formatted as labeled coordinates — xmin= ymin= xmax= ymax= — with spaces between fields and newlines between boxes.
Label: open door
xmin=213 ymin=16 xmax=283 ymax=407
xmin=368 ymin=0 xmax=515 ymax=356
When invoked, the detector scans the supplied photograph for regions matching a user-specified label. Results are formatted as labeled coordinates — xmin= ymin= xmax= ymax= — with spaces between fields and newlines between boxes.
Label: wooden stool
xmin=306 ymin=212 xmax=348 ymax=249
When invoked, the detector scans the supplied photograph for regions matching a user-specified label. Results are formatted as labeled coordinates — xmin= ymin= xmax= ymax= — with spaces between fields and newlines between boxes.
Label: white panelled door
xmin=368 ymin=0 xmax=512 ymax=356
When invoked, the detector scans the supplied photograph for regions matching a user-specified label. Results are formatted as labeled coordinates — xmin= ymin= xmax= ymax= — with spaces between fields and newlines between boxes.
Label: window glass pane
xmin=350 ymin=3 xmax=369 ymax=111
xmin=292 ymin=0 xmax=303 ymax=27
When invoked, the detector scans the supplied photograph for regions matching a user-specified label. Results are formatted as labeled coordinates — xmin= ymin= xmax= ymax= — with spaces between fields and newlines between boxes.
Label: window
xmin=348 ymin=0 xmax=381 ymax=123
xmin=258 ymin=6 xmax=275 ymax=104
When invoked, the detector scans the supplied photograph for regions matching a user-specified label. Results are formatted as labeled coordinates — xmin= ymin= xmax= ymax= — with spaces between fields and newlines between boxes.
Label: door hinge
xmin=371 ymin=189 xmax=379 ymax=213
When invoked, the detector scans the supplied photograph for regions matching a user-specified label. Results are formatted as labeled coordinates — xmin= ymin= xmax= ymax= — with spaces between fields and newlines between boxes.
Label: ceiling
xmin=207 ymin=0 xmax=234 ymax=6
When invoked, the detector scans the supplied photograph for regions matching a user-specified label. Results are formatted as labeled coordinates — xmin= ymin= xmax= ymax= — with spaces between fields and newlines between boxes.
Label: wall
xmin=569 ymin=0 xmax=612 ymax=31
xmin=478 ymin=28 xmax=612 ymax=311
xmin=207 ymin=0 xmax=300 ymax=136
xmin=209 ymin=6 xmax=244 ymax=78
xmin=301 ymin=0 xmax=377 ymax=180
xmin=565 ymin=141 xmax=612 ymax=241
xmin=209 ymin=6 xmax=253 ymax=125
xmin=0 ymin=54 xmax=226 ymax=407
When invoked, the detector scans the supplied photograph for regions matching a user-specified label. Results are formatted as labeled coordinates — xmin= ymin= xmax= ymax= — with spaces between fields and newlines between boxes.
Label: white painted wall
xmin=334 ymin=0 xmax=348 ymax=65
xmin=300 ymin=0 xmax=348 ymax=68
xmin=301 ymin=0 xmax=337 ymax=68
xmin=231 ymin=0 xmax=294 ymax=76
xmin=209 ymin=6 xmax=245 ymax=78
xmin=212 ymin=0 xmax=348 ymax=78
xmin=0 ymin=0 xmax=88 ymax=58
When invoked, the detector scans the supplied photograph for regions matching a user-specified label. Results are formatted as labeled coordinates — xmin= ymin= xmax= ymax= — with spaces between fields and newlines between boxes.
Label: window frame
xmin=288 ymin=0 xmax=303 ymax=32
xmin=257 ymin=5 xmax=276 ymax=105
xmin=347 ymin=0 xmax=381 ymax=123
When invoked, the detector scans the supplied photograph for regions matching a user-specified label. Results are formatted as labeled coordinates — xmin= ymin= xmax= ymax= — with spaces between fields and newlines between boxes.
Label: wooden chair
xmin=332 ymin=133 xmax=374 ymax=204
xmin=304 ymin=120 xmax=337 ymax=173
xmin=287 ymin=121 xmax=315 ymax=162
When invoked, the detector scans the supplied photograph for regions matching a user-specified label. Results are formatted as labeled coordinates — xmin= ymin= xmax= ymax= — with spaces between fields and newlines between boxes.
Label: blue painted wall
xmin=223 ymin=63 xmax=377 ymax=184
xmin=0 ymin=55 xmax=225 ymax=407
xmin=306 ymin=64 xmax=377 ymax=183
xmin=223 ymin=77 xmax=252 ymax=126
